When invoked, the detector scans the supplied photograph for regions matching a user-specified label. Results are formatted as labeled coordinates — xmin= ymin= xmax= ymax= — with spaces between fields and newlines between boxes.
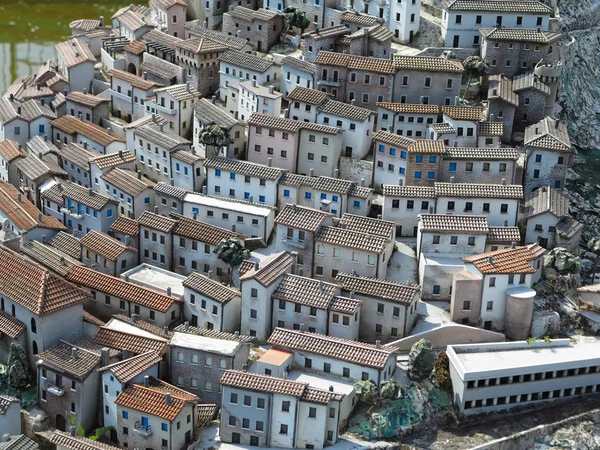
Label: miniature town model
xmin=0 ymin=0 xmax=599 ymax=449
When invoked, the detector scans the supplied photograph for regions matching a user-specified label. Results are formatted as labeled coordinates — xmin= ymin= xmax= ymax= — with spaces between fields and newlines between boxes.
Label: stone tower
xmin=534 ymin=59 xmax=563 ymax=117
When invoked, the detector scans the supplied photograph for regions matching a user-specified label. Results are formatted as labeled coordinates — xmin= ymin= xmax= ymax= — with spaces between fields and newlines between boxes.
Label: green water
xmin=0 ymin=0 xmax=127 ymax=92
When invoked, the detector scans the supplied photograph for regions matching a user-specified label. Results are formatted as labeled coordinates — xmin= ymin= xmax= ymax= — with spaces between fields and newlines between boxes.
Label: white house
xmin=286 ymin=87 xmax=329 ymax=123
xmin=107 ymin=69 xmax=163 ymax=123
xmin=150 ymin=0 xmax=187 ymax=38
xmin=55 ymin=38 xmax=96 ymax=92
xmin=111 ymin=4 xmax=156 ymax=41
xmin=219 ymin=51 xmax=278 ymax=103
xmin=441 ymin=0 xmax=553 ymax=48
xmin=65 ymin=91 xmax=110 ymax=125
xmin=80 ymin=230 xmax=138 ymax=276
xmin=100 ymin=168 xmax=156 ymax=218
xmin=233 ymin=81 xmax=283 ymax=122
xmin=55 ymin=142 xmax=101 ymax=188
xmin=203 ymin=157 xmax=285 ymax=206
xmin=51 ymin=115 xmax=127 ymax=155
xmin=183 ymin=192 xmax=277 ymax=240
xmin=145 ymin=83 xmax=201 ymax=138
xmin=0 ymin=140 xmax=27 ymax=186
xmin=280 ymin=56 xmax=316 ymax=96
xmin=376 ymin=102 xmax=440 ymax=137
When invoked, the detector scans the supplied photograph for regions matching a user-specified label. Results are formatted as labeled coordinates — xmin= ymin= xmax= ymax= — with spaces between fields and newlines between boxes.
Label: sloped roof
xmin=204 ymin=157 xmax=284 ymax=180
xmin=115 ymin=383 xmax=194 ymax=421
xmin=480 ymin=27 xmax=561 ymax=43
xmin=41 ymin=181 xmax=113 ymax=210
xmin=488 ymin=74 xmax=519 ymax=106
xmin=287 ymin=87 xmax=330 ymax=105
xmin=109 ymin=216 xmax=139 ymax=237
xmin=170 ymin=212 xmax=244 ymax=244
xmin=335 ymin=272 xmax=420 ymax=304
xmin=182 ymin=272 xmax=240 ymax=304
xmin=0 ymin=310 xmax=25 ymax=339
xmin=184 ymin=22 xmax=249 ymax=50
xmin=524 ymin=186 xmax=569 ymax=218
xmin=0 ymin=182 xmax=65 ymax=232
xmin=49 ymin=232 xmax=82 ymax=259
xmin=101 ymin=168 xmax=155 ymax=196
xmin=134 ymin=121 xmax=191 ymax=149
xmin=21 ymin=240 xmax=83 ymax=277
xmin=319 ymin=99 xmax=373 ymax=121
xmin=91 ymin=151 xmax=136 ymax=170
xmin=376 ymin=102 xmax=440 ymax=114
xmin=0 ymin=140 xmax=27 ymax=163
xmin=14 ymin=153 xmax=67 ymax=181
xmin=487 ymin=226 xmax=521 ymax=244
xmin=383 ymin=184 xmax=436 ymax=198
xmin=194 ymin=98 xmax=239 ymax=127
xmin=93 ymin=327 xmax=167 ymax=355
xmin=281 ymin=56 xmax=316 ymax=74
xmin=56 ymin=142 xmax=101 ymax=169
xmin=315 ymin=51 xmax=395 ymax=74
xmin=219 ymin=50 xmax=274 ymax=73
xmin=315 ymin=226 xmax=389 ymax=253
xmin=36 ymin=339 xmax=101 ymax=379
xmin=98 ymin=351 xmax=162 ymax=383
xmin=444 ymin=146 xmax=518 ymax=160
xmin=434 ymin=182 xmax=523 ymax=199
xmin=420 ymin=214 xmax=489 ymax=233
xmin=273 ymin=274 xmax=337 ymax=310
xmin=512 ymin=72 xmax=551 ymax=95
xmin=524 ymin=117 xmax=571 ymax=152
xmin=137 ymin=211 xmax=177 ymax=233
xmin=51 ymin=115 xmax=126 ymax=146
xmin=66 ymin=91 xmax=109 ymax=108
xmin=442 ymin=106 xmax=483 ymax=121
xmin=444 ymin=0 xmax=553 ymax=13
xmin=55 ymin=38 xmax=96 ymax=68
xmin=50 ymin=432 xmax=121 ymax=450
xmin=221 ymin=370 xmax=307 ymax=396
xmin=80 ymin=231 xmax=136 ymax=261
xmin=393 ymin=55 xmax=464 ymax=73
xmin=463 ymin=245 xmax=543 ymax=274
xmin=275 ymin=204 xmax=333 ymax=232
xmin=239 ymin=251 xmax=294 ymax=287
xmin=339 ymin=213 xmax=395 ymax=238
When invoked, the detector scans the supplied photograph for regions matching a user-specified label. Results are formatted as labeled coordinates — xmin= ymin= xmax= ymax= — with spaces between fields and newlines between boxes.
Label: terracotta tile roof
xmin=37 ymin=339 xmax=101 ymax=378
xmin=269 ymin=328 xmax=397 ymax=369
xmin=341 ymin=10 xmax=382 ymax=25
xmin=373 ymin=131 xmax=446 ymax=153
xmin=0 ymin=182 xmax=66 ymax=232
xmin=197 ymin=404 xmax=218 ymax=427
xmin=442 ymin=106 xmax=483 ymax=121
xmin=434 ymin=182 xmax=523 ymax=199
xmin=184 ymin=23 xmax=249 ymax=50
xmin=123 ymin=39 xmax=146 ymax=55
xmin=376 ymin=102 xmax=440 ymax=114
xmin=134 ymin=122 xmax=191 ymax=149
xmin=41 ymin=181 xmax=114 ymax=211
xmin=287 ymin=87 xmax=330 ymax=105
xmin=98 ymin=351 xmax=162 ymax=383
xmin=93 ymin=327 xmax=167 ymax=355
xmin=68 ymin=266 xmax=179 ymax=312
xmin=49 ymin=232 xmax=82 ymax=259
xmin=524 ymin=117 xmax=571 ymax=152
xmin=145 ymin=376 xmax=199 ymax=401
xmin=315 ymin=51 xmax=395 ymax=74
xmin=219 ymin=50 xmax=274 ymax=73
xmin=239 ymin=251 xmax=294 ymax=287
xmin=303 ymin=25 xmax=350 ymax=40
xmin=302 ymin=386 xmax=345 ymax=404
xmin=359 ymin=25 xmax=394 ymax=42
xmin=336 ymin=272 xmax=420 ymax=304
xmin=66 ymin=91 xmax=109 ymax=108
xmin=91 ymin=151 xmax=136 ymax=170
xmin=51 ymin=432 xmax=122 ymax=450
xmin=101 ymin=168 xmax=155 ymax=196
xmin=488 ymin=74 xmax=519 ymax=106
xmin=15 ymin=153 xmax=67 ymax=181
xmin=80 ymin=230 xmax=136 ymax=260
xmin=170 ymin=212 xmax=244 ymax=244
xmin=480 ymin=27 xmax=561 ymax=43
xmin=383 ymin=184 xmax=436 ymax=198
xmin=512 ymin=72 xmax=551 ymax=95
xmin=182 ymin=272 xmax=240 ymax=304
xmin=55 ymin=38 xmax=96 ymax=68
xmin=115 ymin=383 xmax=191 ymax=421
xmin=248 ymin=113 xmax=302 ymax=132
xmin=113 ymin=7 xmax=155 ymax=32
xmin=107 ymin=68 xmax=162 ymax=91
xmin=0 ymin=310 xmax=25 ymax=339
xmin=275 ymin=204 xmax=333 ymax=232
xmin=463 ymin=245 xmax=543 ymax=274
xmin=299 ymin=122 xmax=342 ymax=135
xmin=137 ymin=211 xmax=177 ymax=233
xmin=487 ymin=226 xmax=521 ymax=244
xmin=477 ymin=121 xmax=504 ymax=136
xmin=228 ymin=6 xmax=279 ymax=22
xmin=444 ymin=146 xmax=518 ymax=160
xmin=319 ymin=99 xmax=373 ymax=121
xmin=173 ymin=323 xmax=254 ymax=343
xmin=419 ymin=214 xmax=489 ymax=233
xmin=21 ymin=240 xmax=83 ymax=277
xmin=176 ymin=37 xmax=230 ymax=54
xmin=281 ymin=56 xmax=316 ymax=74
xmin=0 ymin=140 xmax=26 ymax=163
xmin=393 ymin=55 xmax=464 ymax=73
xmin=69 ymin=19 xmax=102 ymax=31
xmin=83 ymin=310 xmax=105 ymax=327
xmin=339 ymin=213 xmax=395 ymax=238
xmin=56 ymin=142 xmax=101 ymax=169
xmin=0 ymin=246 xmax=87 ymax=315
xmin=316 ymin=226 xmax=389 ymax=253
xmin=524 ymin=185 xmax=569 ymax=218
xmin=154 ymin=182 xmax=189 ymax=200
xmin=273 ymin=274 xmax=337 ymax=310
xmin=221 ymin=370 xmax=308 ymax=396
xmin=51 ymin=115 xmax=126 ymax=146
xmin=109 ymin=216 xmax=139 ymax=236
xmin=444 ymin=0 xmax=553 ymax=13
xmin=111 ymin=314 xmax=172 ymax=338
xmin=204 ymin=157 xmax=284 ymax=180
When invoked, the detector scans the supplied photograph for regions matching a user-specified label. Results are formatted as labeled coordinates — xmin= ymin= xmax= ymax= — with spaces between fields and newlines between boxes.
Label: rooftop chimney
xmin=398 ymin=178 xmax=404 ymax=186
xmin=554 ymin=119 xmax=560 ymax=129
xmin=101 ymin=347 xmax=109 ymax=366
xmin=319 ymin=279 xmax=324 ymax=291
xmin=137 ymin=170 xmax=142 ymax=180
xmin=450 ymin=176 xmax=455 ymax=184
xmin=154 ymin=206 xmax=159 ymax=214
xmin=242 ymin=363 xmax=248 ymax=372
xmin=44 ymin=134 xmax=48 ymax=142
xmin=211 ymin=95 xmax=216 ymax=104
xmin=144 ymin=375 xmax=150 ymax=387
xmin=17 ymin=193 xmax=21 ymax=202
xmin=503 ymin=219 xmax=508 ymax=227
xmin=165 ymin=393 xmax=172 ymax=405
xmin=360 ymin=178 xmax=365 ymax=187
xmin=107 ymin=127 xmax=112 ymax=135
xmin=42 ymin=235 xmax=46 ymax=244
xmin=167 ymin=287 xmax=172 ymax=296
xmin=309 ymin=168 xmax=314 ymax=177
xmin=119 ymin=150 xmax=123 ymax=158
xmin=268 ymin=157 xmax=272 ymax=167
xmin=99 ymin=15 xmax=104 ymax=26
xmin=70 ymin=426 xmax=76 ymax=437
xmin=488 ymin=255 xmax=493 ymax=265
xmin=17 ymin=106 xmax=21 ymax=115
xmin=184 ymin=321 xmax=189 ymax=329
xmin=282 ymin=371 xmax=288 ymax=379
xmin=232 ymin=224 xmax=236 ymax=233
xmin=351 ymin=98 xmax=356 ymax=106
xmin=164 ymin=326 xmax=169 ymax=335
xmin=511 ymin=241 xmax=517 ymax=249
xmin=252 ymin=80 xmax=257 ymax=88
xmin=186 ymin=82 xmax=190 ymax=92
xmin=143 ymin=71 xmax=148 ymax=80
xmin=268 ymin=86 xmax=274 ymax=95
xmin=38 ymin=213 xmax=43 ymax=222
xmin=501 ymin=178 xmax=506 ymax=185
xmin=159 ymin=124 xmax=164 ymax=132
xmin=71 ymin=348 xmax=78 ymax=359
xmin=376 ymin=340 xmax=381 ymax=348
xmin=334 ymin=168 xmax=339 ymax=178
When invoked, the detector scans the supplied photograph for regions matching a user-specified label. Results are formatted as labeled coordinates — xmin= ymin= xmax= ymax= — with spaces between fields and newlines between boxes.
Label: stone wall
xmin=338 ymin=156 xmax=373 ymax=187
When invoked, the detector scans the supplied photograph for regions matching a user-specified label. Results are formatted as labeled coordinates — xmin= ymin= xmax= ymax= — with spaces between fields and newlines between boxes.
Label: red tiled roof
xmin=98 ymin=351 xmax=162 ymax=383
xmin=93 ymin=327 xmax=167 ymax=355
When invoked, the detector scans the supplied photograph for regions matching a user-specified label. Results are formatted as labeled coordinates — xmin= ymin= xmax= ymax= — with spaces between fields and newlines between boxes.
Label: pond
xmin=0 ymin=0 xmax=126 ymax=92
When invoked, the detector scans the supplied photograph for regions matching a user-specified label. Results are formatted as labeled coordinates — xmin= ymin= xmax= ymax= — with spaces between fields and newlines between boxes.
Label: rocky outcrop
xmin=407 ymin=339 xmax=435 ymax=381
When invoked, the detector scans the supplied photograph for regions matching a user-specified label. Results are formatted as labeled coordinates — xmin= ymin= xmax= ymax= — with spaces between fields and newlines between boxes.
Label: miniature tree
xmin=200 ymin=125 xmax=233 ymax=158
xmin=283 ymin=7 xmax=311 ymax=36
xmin=354 ymin=379 xmax=379 ymax=405
xmin=214 ymin=237 xmax=250 ymax=284
xmin=6 ymin=342 xmax=31 ymax=390
xmin=461 ymin=56 xmax=489 ymax=100
xmin=434 ymin=350 xmax=452 ymax=393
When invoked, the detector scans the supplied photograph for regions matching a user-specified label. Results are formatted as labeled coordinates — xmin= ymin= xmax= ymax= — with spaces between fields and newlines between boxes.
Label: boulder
xmin=531 ymin=310 xmax=561 ymax=338
xmin=544 ymin=247 xmax=581 ymax=274
xmin=407 ymin=339 xmax=435 ymax=381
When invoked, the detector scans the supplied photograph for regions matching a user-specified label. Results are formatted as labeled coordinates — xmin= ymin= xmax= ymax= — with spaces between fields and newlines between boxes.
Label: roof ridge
xmin=274 ymin=327 xmax=394 ymax=353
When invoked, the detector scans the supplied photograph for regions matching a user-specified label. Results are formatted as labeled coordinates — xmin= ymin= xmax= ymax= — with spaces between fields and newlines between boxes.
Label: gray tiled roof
xmin=182 ymin=272 xmax=240 ymax=304
xmin=335 ymin=272 xmax=420 ymax=304
xmin=140 ymin=54 xmax=181 ymax=82
xmin=303 ymin=25 xmax=350 ymax=40
xmin=14 ymin=154 xmax=67 ymax=181
xmin=319 ymin=99 xmax=373 ymax=121
xmin=488 ymin=74 xmax=519 ymax=106
xmin=203 ymin=157 xmax=284 ymax=180
xmin=0 ymin=434 xmax=39 ymax=450
xmin=143 ymin=28 xmax=183 ymax=49
xmin=19 ymin=100 xmax=56 ymax=122
xmin=444 ymin=147 xmax=518 ymax=160
xmin=275 ymin=204 xmax=333 ymax=232
xmin=174 ymin=323 xmax=254 ymax=342
xmin=49 ymin=231 xmax=82 ymax=259
xmin=134 ymin=122 xmax=191 ymax=149
xmin=184 ymin=22 xmax=250 ymax=50
xmin=37 ymin=339 xmax=101 ymax=379
xmin=524 ymin=117 xmax=571 ymax=152
xmin=194 ymin=98 xmax=239 ymax=127
xmin=154 ymin=182 xmax=189 ymax=199
xmin=434 ymin=182 xmax=523 ymax=199
xmin=21 ymin=240 xmax=83 ymax=277
xmin=228 ymin=7 xmax=279 ymax=22
xmin=383 ymin=185 xmax=436 ymax=198
xmin=281 ymin=56 xmax=316 ymax=74
xmin=419 ymin=214 xmax=489 ymax=233
xmin=273 ymin=273 xmax=337 ymax=310
xmin=279 ymin=173 xmax=355 ymax=194
xmin=480 ymin=27 xmax=561 ymax=43
xmin=341 ymin=11 xmax=382 ymax=25
xmin=487 ymin=226 xmax=521 ymax=243
xmin=27 ymin=135 xmax=59 ymax=158
xmin=101 ymin=168 xmax=156 ymax=196
xmin=137 ymin=211 xmax=177 ymax=233
xmin=444 ymin=0 xmax=553 ymax=13
xmin=512 ymin=72 xmax=551 ymax=95
xmin=316 ymin=226 xmax=389 ymax=253
xmin=41 ymin=180 xmax=114 ymax=210
xmin=524 ymin=185 xmax=569 ymax=218
xmin=219 ymin=50 xmax=274 ymax=73
xmin=393 ymin=55 xmax=464 ymax=73
xmin=287 ymin=87 xmax=329 ymax=105
xmin=57 ymin=142 xmax=102 ymax=169
xmin=477 ymin=121 xmax=504 ymax=136
xmin=154 ymin=84 xmax=201 ymax=101
xmin=340 ymin=214 xmax=395 ymax=237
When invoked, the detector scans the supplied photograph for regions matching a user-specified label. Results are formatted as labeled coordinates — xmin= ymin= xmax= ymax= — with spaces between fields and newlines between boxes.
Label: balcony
xmin=317 ymin=77 xmax=341 ymax=87
xmin=60 ymin=207 xmax=84 ymax=219
xmin=154 ymin=102 xmax=177 ymax=115
xmin=282 ymin=238 xmax=306 ymax=249
xmin=47 ymin=385 xmax=65 ymax=396
xmin=110 ymin=89 xmax=131 ymax=102
xmin=134 ymin=421 xmax=153 ymax=436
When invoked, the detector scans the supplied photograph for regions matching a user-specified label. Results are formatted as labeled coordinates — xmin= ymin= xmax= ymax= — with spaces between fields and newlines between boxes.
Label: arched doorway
xmin=56 ymin=414 xmax=67 ymax=432
xmin=127 ymin=63 xmax=137 ymax=74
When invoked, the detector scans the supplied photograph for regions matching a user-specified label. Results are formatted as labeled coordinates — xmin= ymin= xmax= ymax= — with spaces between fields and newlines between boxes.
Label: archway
xmin=56 ymin=414 xmax=67 ymax=431
xmin=127 ymin=63 xmax=137 ymax=75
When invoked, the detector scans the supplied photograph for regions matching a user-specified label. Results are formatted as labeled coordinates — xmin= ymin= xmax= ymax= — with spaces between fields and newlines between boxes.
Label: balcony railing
xmin=282 ymin=238 xmax=306 ymax=249
xmin=47 ymin=385 xmax=65 ymax=396
xmin=134 ymin=421 xmax=153 ymax=436
xmin=317 ymin=77 xmax=342 ymax=87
